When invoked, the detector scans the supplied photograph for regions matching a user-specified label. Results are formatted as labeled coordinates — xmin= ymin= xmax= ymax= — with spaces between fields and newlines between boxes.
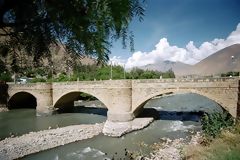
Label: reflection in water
xmin=138 ymin=108 xmax=204 ymax=121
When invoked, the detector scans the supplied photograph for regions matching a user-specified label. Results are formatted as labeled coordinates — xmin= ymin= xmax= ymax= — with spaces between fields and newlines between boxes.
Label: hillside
xmin=191 ymin=44 xmax=240 ymax=75
xmin=1 ymin=43 xmax=96 ymax=74
xmin=140 ymin=44 xmax=240 ymax=76
xmin=47 ymin=44 xmax=96 ymax=73
xmin=140 ymin=60 xmax=192 ymax=76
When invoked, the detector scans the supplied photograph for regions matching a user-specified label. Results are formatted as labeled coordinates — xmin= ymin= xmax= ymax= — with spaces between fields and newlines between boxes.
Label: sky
xmin=110 ymin=0 xmax=240 ymax=68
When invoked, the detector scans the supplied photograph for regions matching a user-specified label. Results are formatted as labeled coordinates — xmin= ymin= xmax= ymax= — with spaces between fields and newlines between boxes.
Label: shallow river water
xmin=0 ymin=93 xmax=223 ymax=159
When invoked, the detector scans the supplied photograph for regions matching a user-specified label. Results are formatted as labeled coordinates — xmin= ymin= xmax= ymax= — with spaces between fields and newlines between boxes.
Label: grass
xmin=184 ymin=121 xmax=240 ymax=160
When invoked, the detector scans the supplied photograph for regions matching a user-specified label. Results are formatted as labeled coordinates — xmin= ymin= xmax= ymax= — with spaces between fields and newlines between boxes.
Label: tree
xmin=0 ymin=0 xmax=145 ymax=65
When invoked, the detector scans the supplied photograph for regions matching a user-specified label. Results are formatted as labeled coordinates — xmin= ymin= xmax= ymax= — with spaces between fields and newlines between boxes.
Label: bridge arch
xmin=8 ymin=91 xmax=37 ymax=109
xmin=53 ymin=90 xmax=108 ymax=110
xmin=133 ymin=89 xmax=232 ymax=117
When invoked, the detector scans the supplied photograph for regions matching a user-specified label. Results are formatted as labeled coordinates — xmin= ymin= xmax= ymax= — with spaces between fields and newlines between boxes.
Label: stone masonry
xmin=5 ymin=78 xmax=240 ymax=135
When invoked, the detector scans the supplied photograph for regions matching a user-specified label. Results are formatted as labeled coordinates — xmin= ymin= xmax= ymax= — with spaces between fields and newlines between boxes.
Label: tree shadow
xmin=56 ymin=106 xmax=108 ymax=117
xmin=138 ymin=108 xmax=204 ymax=122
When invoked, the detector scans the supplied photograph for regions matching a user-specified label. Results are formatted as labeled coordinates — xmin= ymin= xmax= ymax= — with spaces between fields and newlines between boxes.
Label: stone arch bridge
xmin=5 ymin=78 xmax=240 ymax=121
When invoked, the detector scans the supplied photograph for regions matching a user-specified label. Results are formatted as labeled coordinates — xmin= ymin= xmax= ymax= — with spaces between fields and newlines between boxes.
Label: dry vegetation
xmin=184 ymin=121 xmax=240 ymax=160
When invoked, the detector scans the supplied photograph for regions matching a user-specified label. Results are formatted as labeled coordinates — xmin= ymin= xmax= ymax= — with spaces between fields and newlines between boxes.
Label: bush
xmin=184 ymin=121 xmax=240 ymax=160
xmin=54 ymin=73 xmax=69 ymax=82
xmin=30 ymin=78 xmax=47 ymax=83
xmin=201 ymin=112 xmax=234 ymax=138
xmin=221 ymin=71 xmax=239 ymax=77
xmin=0 ymin=72 xmax=12 ymax=82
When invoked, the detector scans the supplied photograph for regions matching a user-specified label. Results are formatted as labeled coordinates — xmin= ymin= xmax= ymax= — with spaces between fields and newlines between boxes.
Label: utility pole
xmin=110 ymin=61 xmax=112 ymax=80
xmin=68 ymin=66 xmax=71 ymax=80
xmin=231 ymin=55 xmax=239 ymax=77
xmin=123 ymin=64 xmax=126 ymax=79
xmin=51 ymin=65 xmax=53 ymax=82
xmin=51 ymin=53 xmax=54 ymax=82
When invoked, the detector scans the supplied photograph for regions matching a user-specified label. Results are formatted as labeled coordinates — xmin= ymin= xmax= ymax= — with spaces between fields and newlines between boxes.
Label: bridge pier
xmin=36 ymin=105 xmax=56 ymax=116
xmin=104 ymin=107 xmax=154 ymax=137
xmin=0 ymin=104 xmax=8 ymax=112
xmin=107 ymin=111 xmax=134 ymax=122
xmin=104 ymin=108 xmax=154 ymax=137
xmin=104 ymin=104 xmax=139 ymax=137
xmin=102 ymin=82 xmax=154 ymax=137
xmin=105 ymin=82 xmax=133 ymax=122
xmin=0 ymin=82 xmax=9 ymax=112
xmin=103 ymin=83 xmax=142 ymax=136
xmin=36 ymin=94 xmax=54 ymax=116
xmin=34 ymin=83 xmax=54 ymax=116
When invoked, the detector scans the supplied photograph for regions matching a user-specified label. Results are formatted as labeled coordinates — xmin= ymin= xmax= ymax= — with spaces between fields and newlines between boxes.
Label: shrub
xmin=201 ymin=112 xmax=234 ymax=138
xmin=55 ymin=73 xmax=69 ymax=82
xmin=0 ymin=72 xmax=12 ymax=82
xmin=184 ymin=120 xmax=240 ymax=160
xmin=30 ymin=78 xmax=47 ymax=83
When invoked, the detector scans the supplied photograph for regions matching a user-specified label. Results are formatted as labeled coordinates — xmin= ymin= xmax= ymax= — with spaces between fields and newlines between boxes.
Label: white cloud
xmin=112 ymin=23 xmax=240 ymax=69
xmin=109 ymin=56 xmax=126 ymax=66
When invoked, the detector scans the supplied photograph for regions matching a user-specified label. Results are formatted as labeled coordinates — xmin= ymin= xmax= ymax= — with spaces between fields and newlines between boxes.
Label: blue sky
xmin=110 ymin=0 xmax=240 ymax=67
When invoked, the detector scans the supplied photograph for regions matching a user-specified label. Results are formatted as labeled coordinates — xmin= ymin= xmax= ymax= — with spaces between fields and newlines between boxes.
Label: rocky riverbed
xmin=0 ymin=123 xmax=103 ymax=160
xmin=0 ymin=118 xmax=202 ymax=160
xmin=0 ymin=117 xmax=154 ymax=160
xmin=136 ymin=132 xmax=202 ymax=160
xmin=103 ymin=118 xmax=154 ymax=137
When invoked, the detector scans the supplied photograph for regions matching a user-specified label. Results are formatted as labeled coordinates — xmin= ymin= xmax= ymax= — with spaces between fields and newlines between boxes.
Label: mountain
xmin=140 ymin=60 xmax=192 ymax=76
xmin=140 ymin=44 xmax=240 ymax=76
xmin=46 ymin=44 xmax=96 ymax=73
xmin=191 ymin=44 xmax=240 ymax=76
xmin=1 ymin=43 xmax=96 ymax=74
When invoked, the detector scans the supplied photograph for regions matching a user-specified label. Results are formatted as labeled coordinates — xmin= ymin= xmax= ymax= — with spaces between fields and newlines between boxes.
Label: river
xmin=0 ymin=93 xmax=223 ymax=159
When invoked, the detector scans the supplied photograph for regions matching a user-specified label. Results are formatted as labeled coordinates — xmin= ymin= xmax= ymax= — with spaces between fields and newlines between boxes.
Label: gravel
xmin=0 ymin=123 xmax=104 ymax=160
xmin=137 ymin=132 xmax=202 ymax=160
xmin=103 ymin=118 xmax=154 ymax=137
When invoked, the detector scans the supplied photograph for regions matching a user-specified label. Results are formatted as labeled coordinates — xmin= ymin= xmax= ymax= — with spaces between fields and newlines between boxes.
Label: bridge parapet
xmin=52 ymin=80 xmax=132 ymax=88
xmin=7 ymin=82 xmax=52 ymax=90
xmin=132 ymin=80 xmax=239 ymax=89
xmin=133 ymin=77 xmax=238 ymax=83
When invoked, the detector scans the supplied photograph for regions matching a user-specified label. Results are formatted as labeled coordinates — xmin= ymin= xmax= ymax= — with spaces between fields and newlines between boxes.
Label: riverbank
xmin=0 ymin=123 xmax=103 ymax=160
xmin=134 ymin=132 xmax=202 ymax=160
xmin=183 ymin=121 xmax=240 ymax=160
